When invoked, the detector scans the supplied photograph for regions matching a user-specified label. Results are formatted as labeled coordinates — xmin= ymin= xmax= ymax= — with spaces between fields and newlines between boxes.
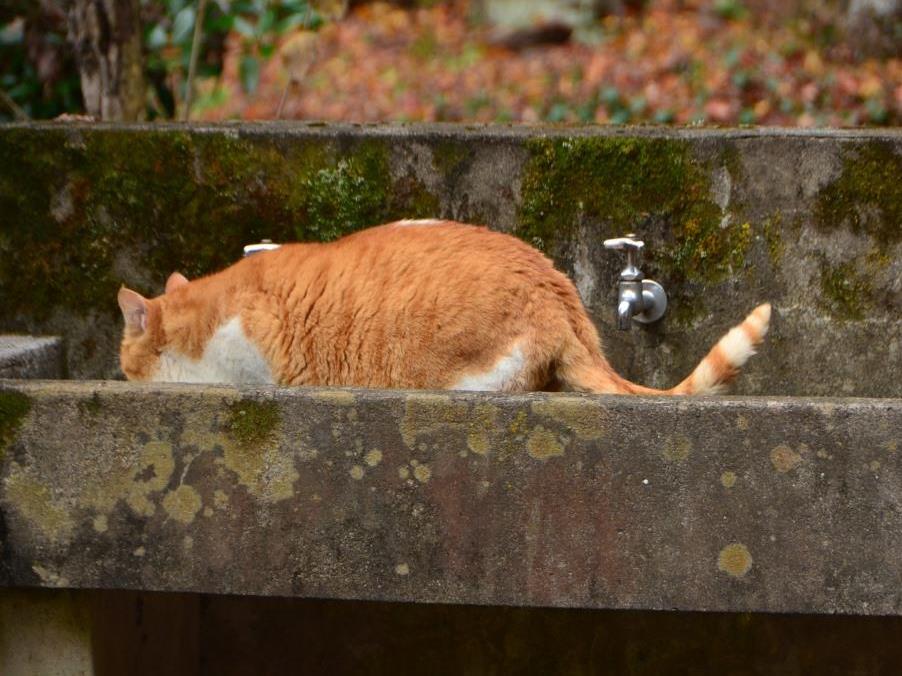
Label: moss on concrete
xmin=516 ymin=136 xmax=750 ymax=285
xmin=819 ymin=260 xmax=873 ymax=321
xmin=721 ymin=143 xmax=744 ymax=184
xmin=0 ymin=129 xmax=431 ymax=321
xmin=226 ymin=399 xmax=281 ymax=448
xmin=815 ymin=141 xmax=902 ymax=247
xmin=0 ymin=390 xmax=31 ymax=458
xmin=432 ymin=139 xmax=472 ymax=180
xmin=763 ymin=213 xmax=784 ymax=264
xmin=77 ymin=393 xmax=103 ymax=418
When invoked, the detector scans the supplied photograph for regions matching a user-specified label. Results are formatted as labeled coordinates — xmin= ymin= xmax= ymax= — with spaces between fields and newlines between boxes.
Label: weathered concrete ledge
xmin=1 ymin=123 xmax=899 ymax=397
xmin=1 ymin=380 xmax=900 ymax=615
xmin=0 ymin=336 xmax=64 ymax=380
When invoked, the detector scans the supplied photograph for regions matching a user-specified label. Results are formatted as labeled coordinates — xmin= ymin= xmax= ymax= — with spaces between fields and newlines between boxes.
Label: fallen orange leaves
xmin=199 ymin=0 xmax=900 ymax=126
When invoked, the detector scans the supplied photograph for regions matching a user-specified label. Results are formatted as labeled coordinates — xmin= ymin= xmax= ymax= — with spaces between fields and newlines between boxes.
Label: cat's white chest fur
xmin=154 ymin=317 xmax=274 ymax=384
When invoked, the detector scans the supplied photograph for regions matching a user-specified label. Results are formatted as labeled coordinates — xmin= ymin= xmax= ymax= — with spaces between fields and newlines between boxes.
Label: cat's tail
xmin=560 ymin=303 xmax=772 ymax=395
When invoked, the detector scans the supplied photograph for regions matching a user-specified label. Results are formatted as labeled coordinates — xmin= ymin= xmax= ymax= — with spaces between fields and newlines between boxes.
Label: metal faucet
xmin=603 ymin=234 xmax=667 ymax=330
xmin=243 ymin=239 xmax=281 ymax=257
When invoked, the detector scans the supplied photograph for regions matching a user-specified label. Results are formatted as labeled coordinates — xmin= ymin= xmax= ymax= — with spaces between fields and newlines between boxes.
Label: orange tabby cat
xmin=117 ymin=220 xmax=770 ymax=394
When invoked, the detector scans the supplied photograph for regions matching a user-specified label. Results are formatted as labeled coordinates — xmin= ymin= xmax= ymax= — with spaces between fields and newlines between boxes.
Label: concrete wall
xmin=2 ymin=380 xmax=901 ymax=615
xmin=0 ymin=336 xmax=64 ymax=379
xmin=1 ymin=124 xmax=899 ymax=396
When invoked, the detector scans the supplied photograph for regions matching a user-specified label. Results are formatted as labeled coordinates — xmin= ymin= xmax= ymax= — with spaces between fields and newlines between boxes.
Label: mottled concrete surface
xmin=2 ymin=381 xmax=900 ymax=615
xmin=0 ymin=124 xmax=899 ymax=396
xmin=0 ymin=336 xmax=63 ymax=379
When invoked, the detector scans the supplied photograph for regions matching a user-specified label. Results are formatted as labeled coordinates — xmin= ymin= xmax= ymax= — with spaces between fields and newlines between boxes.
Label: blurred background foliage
xmin=143 ymin=0 xmax=323 ymax=117
xmin=0 ymin=0 xmax=899 ymax=125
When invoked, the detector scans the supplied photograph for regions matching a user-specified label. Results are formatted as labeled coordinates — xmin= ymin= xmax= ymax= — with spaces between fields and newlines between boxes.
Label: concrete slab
xmin=1 ymin=381 xmax=900 ymax=615
xmin=0 ymin=336 xmax=63 ymax=379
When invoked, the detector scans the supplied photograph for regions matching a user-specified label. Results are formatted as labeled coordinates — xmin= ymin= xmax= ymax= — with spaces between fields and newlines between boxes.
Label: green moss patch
xmin=226 ymin=399 xmax=281 ymax=448
xmin=763 ymin=213 xmax=784 ymax=264
xmin=432 ymin=139 xmax=472 ymax=179
xmin=516 ymin=136 xmax=750 ymax=285
xmin=0 ymin=390 xmax=31 ymax=458
xmin=815 ymin=142 xmax=902 ymax=247
xmin=0 ymin=128 xmax=440 ymax=322
xmin=819 ymin=260 xmax=873 ymax=321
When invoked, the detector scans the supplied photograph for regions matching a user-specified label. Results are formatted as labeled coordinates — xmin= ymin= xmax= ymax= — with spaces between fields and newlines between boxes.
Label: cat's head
xmin=117 ymin=272 xmax=189 ymax=381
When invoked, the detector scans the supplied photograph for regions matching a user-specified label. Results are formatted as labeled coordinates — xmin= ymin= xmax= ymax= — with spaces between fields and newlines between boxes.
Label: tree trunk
xmin=66 ymin=0 xmax=145 ymax=121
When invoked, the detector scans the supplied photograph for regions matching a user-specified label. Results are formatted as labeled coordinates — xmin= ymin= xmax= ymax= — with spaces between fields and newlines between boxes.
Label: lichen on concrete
xmin=718 ymin=543 xmax=753 ymax=578
xmin=770 ymin=444 xmax=802 ymax=473
xmin=162 ymin=484 xmax=202 ymax=524
xmin=530 ymin=396 xmax=603 ymax=441
xmin=465 ymin=402 xmax=497 ymax=456
xmin=400 ymin=393 xmax=464 ymax=449
xmin=526 ymin=426 xmax=564 ymax=460
xmin=220 ymin=399 xmax=298 ymax=502
xmin=662 ymin=435 xmax=692 ymax=463
xmin=4 ymin=463 xmax=75 ymax=543
xmin=80 ymin=439 xmax=175 ymax=518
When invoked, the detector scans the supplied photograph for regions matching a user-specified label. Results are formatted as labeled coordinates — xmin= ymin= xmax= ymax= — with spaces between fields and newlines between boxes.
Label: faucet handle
xmin=603 ymin=234 xmax=644 ymax=253
xmin=603 ymin=234 xmax=644 ymax=280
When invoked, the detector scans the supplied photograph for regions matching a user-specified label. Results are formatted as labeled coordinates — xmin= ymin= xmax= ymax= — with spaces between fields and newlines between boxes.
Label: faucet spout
xmin=605 ymin=233 xmax=668 ymax=329
xmin=617 ymin=299 xmax=634 ymax=330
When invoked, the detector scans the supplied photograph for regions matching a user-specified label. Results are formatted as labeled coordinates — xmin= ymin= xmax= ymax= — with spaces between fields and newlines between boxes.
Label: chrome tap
xmin=603 ymin=234 xmax=667 ymax=330
xmin=243 ymin=239 xmax=281 ymax=257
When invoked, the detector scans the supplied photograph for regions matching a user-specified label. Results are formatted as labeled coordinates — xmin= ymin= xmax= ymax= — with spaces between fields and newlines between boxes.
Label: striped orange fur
xmin=117 ymin=220 xmax=770 ymax=394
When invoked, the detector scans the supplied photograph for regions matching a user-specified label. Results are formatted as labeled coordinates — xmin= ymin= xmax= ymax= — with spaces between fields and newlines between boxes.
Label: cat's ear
xmin=118 ymin=287 xmax=148 ymax=333
xmin=165 ymin=272 xmax=189 ymax=294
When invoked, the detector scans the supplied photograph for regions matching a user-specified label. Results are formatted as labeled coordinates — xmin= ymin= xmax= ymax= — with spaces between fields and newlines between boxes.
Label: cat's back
xmin=242 ymin=220 xmax=580 ymax=388
xmin=256 ymin=220 xmax=555 ymax=290
xmin=308 ymin=219 xmax=547 ymax=271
